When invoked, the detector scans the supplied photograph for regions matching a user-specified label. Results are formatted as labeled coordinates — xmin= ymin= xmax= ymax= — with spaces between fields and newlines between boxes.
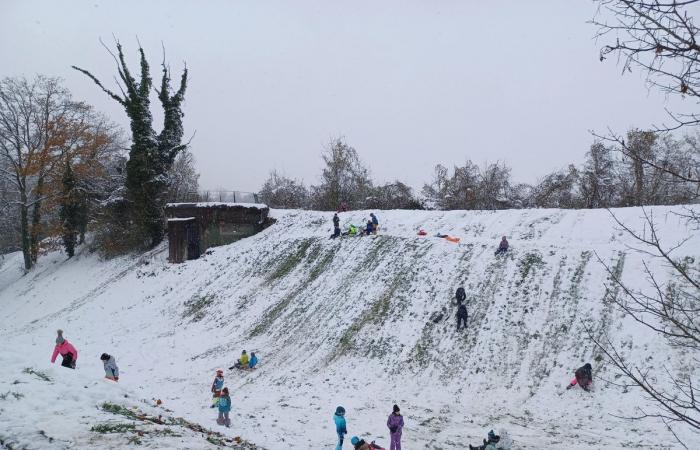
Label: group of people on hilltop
xmin=334 ymin=404 xmax=403 ymax=450
xmin=331 ymin=212 xmax=380 ymax=239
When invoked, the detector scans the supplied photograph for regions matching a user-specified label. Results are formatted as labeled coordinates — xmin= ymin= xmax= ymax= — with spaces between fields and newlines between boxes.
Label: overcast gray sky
xmin=0 ymin=0 xmax=687 ymax=192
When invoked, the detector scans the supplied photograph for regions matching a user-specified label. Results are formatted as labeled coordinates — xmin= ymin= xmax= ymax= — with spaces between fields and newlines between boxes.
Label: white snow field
xmin=1 ymin=206 xmax=699 ymax=449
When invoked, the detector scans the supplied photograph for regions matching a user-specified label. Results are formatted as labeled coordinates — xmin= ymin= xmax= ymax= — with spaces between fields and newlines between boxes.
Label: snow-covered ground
xmin=1 ymin=206 xmax=698 ymax=449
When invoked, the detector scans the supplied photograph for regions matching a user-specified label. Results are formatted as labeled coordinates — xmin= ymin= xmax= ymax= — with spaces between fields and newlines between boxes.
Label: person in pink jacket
xmin=50 ymin=329 xmax=78 ymax=369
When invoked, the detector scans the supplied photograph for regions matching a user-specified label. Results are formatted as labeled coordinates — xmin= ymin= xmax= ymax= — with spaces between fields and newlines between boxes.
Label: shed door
xmin=186 ymin=224 xmax=200 ymax=260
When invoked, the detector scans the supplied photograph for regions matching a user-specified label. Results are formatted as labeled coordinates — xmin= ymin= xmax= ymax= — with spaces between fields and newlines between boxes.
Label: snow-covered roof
xmin=166 ymin=202 xmax=268 ymax=210
xmin=167 ymin=217 xmax=196 ymax=222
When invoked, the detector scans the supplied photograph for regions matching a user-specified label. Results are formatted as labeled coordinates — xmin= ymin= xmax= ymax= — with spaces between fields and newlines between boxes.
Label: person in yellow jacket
xmin=230 ymin=350 xmax=249 ymax=369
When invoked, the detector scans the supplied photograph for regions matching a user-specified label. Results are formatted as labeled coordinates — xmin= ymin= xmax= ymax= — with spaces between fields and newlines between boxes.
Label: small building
xmin=165 ymin=202 xmax=271 ymax=263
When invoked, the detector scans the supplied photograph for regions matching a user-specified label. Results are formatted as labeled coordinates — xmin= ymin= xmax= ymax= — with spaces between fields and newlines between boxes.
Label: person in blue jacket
xmin=370 ymin=213 xmax=379 ymax=232
xmin=334 ymin=406 xmax=347 ymax=450
xmin=217 ymin=387 xmax=231 ymax=428
xmin=248 ymin=352 xmax=258 ymax=369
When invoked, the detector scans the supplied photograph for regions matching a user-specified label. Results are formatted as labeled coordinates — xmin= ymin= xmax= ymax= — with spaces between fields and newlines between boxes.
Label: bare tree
xmin=589 ymin=208 xmax=700 ymax=443
xmin=166 ymin=149 xmax=200 ymax=203
xmin=593 ymin=0 xmax=700 ymax=186
xmin=0 ymin=76 xmax=79 ymax=269
xmin=594 ymin=0 xmax=700 ymax=130
xmin=310 ymin=138 xmax=372 ymax=211
xmin=259 ymin=170 xmax=309 ymax=209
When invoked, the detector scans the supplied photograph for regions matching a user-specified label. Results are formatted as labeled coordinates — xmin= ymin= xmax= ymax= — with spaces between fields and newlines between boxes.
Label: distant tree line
xmin=259 ymin=131 xmax=699 ymax=211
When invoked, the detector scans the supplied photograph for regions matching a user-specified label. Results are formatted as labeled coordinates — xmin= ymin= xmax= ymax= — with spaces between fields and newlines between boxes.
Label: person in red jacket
xmin=50 ymin=329 xmax=78 ymax=369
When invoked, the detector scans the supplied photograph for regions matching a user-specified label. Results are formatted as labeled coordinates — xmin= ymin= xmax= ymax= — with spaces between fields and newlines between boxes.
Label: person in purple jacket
xmin=387 ymin=404 xmax=404 ymax=450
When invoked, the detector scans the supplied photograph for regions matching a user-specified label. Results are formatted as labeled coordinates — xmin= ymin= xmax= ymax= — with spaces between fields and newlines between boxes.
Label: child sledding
xmin=351 ymin=436 xmax=385 ymax=450
xmin=469 ymin=429 xmax=511 ymax=450
xmin=566 ymin=363 xmax=593 ymax=392
xmin=229 ymin=350 xmax=258 ymax=370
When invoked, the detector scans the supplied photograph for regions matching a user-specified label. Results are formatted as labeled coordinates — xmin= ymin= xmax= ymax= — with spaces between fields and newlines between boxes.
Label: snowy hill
xmin=1 ymin=206 xmax=699 ymax=449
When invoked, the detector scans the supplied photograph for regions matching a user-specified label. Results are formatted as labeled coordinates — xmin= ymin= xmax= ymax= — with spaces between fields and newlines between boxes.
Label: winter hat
xmin=335 ymin=406 xmax=345 ymax=416
xmin=393 ymin=404 xmax=400 ymax=413
xmin=488 ymin=430 xmax=496 ymax=440
xmin=584 ymin=363 xmax=592 ymax=370
xmin=100 ymin=353 xmax=109 ymax=361
xmin=351 ymin=436 xmax=360 ymax=445
xmin=55 ymin=329 xmax=65 ymax=345
xmin=242 ymin=350 xmax=247 ymax=354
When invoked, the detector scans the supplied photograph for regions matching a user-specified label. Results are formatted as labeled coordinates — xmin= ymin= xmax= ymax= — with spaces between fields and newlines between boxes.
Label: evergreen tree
xmin=73 ymin=42 xmax=188 ymax=249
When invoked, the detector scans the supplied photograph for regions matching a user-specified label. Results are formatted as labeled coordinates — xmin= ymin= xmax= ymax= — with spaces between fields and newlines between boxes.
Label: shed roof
xmin=166 ymin=202 xmax=268 ymax=210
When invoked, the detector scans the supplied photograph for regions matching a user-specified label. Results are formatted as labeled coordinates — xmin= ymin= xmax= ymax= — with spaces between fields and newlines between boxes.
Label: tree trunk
xmin=19 ymin=190 xmax=32 ymax=271
xmin=30 ymin=176 xmax=44 ymax=264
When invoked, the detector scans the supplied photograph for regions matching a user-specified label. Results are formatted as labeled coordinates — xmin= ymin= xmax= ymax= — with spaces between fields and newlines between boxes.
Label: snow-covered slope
xmin=1 ymin=206 xmax=698 ymax=449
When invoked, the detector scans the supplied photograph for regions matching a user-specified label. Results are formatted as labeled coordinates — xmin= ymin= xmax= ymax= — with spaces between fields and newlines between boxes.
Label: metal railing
xmin=176 ymin=190 xmax=261 ymax=204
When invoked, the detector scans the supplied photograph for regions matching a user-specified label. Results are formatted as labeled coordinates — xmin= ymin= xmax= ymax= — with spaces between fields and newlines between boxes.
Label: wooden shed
xmin=166 ymin=202 xmax=271 ymax=263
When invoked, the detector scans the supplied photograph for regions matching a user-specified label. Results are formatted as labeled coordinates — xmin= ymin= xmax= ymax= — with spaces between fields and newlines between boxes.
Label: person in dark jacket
xmin=494 ymin=236 xmax=509 ymax=256
xmin=455 ymin=287 xmax=466 ymax=305
xmin=456 ymin=303 xmax=469 ymax=330
xmin=469 ymin=429 xmax=500 ymax=450
xmin=333 ymin=213 xmax=340 ymax=227
xmin=365 ymin=220 xmax=375 ymax=235
xmin=387 ymin=404 xmax=404 ymax=450
xmin=567 ymin=363 xmax=593 ymax=391
xmin=331 ymin=224 xmax=341 ymax=239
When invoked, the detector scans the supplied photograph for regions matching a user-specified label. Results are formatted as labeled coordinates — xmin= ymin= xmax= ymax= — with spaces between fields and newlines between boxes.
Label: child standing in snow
xmin=387 ymin=404 xmax=404 ymax=450
xmin=211 ymin=369 xmax=225 ymax=408
xmin=50 ymin=329 xmax=78 ymax=369
xmin=217 ymin=387 xmax=231 ymax=427
xmin=100 ymin=353 xmax=119 ymax=381
xmin=334 ymin=406 xmax=347 ymax=450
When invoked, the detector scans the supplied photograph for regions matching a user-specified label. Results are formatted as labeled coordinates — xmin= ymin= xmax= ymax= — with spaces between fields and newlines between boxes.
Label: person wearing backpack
xmin=455 ymin=287 xmax=466 ymax=305
xmin=217 ymin=387 xmax=231 ymax=427
xmin=387 ymin=404 xmax=404 ymax=450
